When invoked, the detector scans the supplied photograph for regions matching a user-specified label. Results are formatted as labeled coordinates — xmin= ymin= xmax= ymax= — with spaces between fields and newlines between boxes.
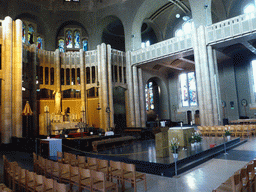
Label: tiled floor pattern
xmin=2 ymin=137 xmax=256 ymax=191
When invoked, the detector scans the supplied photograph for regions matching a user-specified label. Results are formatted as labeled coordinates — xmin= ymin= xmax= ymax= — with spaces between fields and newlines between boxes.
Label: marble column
xmin=12 ymin=19 xmax=22 ymax=137
xmin=126 ymin=51 xmax=135 ymax=127
xmin=54 ymin=49 xmax=61 ymax=114
xmin=138 ymin=67 xmax=146 ymax=127
xmin=133 ymin=66 xmax=141 ymax=127
xmin=2 ymin=16 xmax=13 ymax=143
xmin=107 ymin=45 xmax=114 ymax=128
xmin=80 ymin=49 xmax=86 ymax=123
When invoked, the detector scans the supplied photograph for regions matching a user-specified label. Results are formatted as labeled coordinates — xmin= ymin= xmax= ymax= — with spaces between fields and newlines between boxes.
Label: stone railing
xmin=131 ymin=34 xmax=192 ymax=65
xmin=206 ymin=12 xmax=256 ymax=44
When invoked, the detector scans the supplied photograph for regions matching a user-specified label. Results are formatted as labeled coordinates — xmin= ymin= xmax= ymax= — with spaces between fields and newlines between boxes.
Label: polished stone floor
xmin=1 ymin=136 xmax=256 ymax=191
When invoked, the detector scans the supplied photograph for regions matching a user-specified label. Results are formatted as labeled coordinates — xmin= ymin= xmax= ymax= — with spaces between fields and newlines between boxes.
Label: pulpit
xmin=40 ymin=138 xmax=62 ymax=157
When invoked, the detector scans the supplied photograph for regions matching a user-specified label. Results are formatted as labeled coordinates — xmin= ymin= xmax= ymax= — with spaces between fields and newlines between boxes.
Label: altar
xmin=168 ymin=127 xmax=194 ymax=147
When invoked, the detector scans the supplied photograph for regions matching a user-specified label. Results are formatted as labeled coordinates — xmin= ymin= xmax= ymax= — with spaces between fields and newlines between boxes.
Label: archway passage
xmin=113 ymin=87 xmax=126 ymax=133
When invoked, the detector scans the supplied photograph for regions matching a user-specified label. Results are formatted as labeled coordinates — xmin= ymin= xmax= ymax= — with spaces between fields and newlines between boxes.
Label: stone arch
xmin=145 ymin=76 xmax=169 ymax=120
xmin=99 ymin=15 xmax=125 ymax=51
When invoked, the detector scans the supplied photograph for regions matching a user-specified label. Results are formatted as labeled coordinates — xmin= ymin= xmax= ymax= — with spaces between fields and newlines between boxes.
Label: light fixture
xmin=176 ymin=14 xmax=180 ymax=18
xmin=182 ymin=16 xmax=190 ymax=21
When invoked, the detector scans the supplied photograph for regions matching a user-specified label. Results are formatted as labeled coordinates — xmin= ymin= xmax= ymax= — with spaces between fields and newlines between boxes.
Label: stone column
xmin=2 ymin=16 xmax=13 ymax=143
xmin=12 ymin=19 xmax=22 ymax=137
xmin=197 ymin=26 xmax=214 ymax=125
xmin=126 ymin=51 xmax=135 ymax=127
xmin=97 ymin=45 xmax=103 ymax=129
xmin=192 ymin=26 xmax=205 ymax=126
xmin=138 ymin=67 xmax=146 ymax=127
xmin=207 ymin=46 xmax=220 ymax=125
xmin=107 ymin=45 xmax=114 ymax=128
xmin=101 ymin=43 xmax=109 ymax=131
xmin=133 ymin=66 xmax=141 ymax=127
xmin=80 ymin=49 xmax=86 ymax=123
xmin=55 ymin=49 xmax=61 ymax=114
xmin=30 ymin=44 xmax=38 ymax=137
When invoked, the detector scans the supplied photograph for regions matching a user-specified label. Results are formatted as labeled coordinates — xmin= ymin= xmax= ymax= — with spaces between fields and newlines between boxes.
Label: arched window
xmin=179 ymin=72 xmax=197 ymax=107
xmin=22 ymin=23 xmax=26 ymax=43
xmin=175 ymin=20 xmax=194 ymax=37
xmin=74 ymin=30 xmax=80 ymax=49
xmin=82 ymin=39 xmax=88 ymax=51
xmin=28 ymin=24 xmax=34 ymax=44
xmin=66 ymin=30 xmax=73 ymax=48
xmin=244 ymin=3 xmax=256 ymax=19
xmin=37 ymin=36 xmax=43 ymax=49
xmin=145 ymin=81 xmax=154 ymax=111
xmin=57 ymin=28 xmax=88 ymax=52
xmin=22 ymin=20 xmax=44 ymax=48
xmin=58 ymin=38 xmax=65 ymax=53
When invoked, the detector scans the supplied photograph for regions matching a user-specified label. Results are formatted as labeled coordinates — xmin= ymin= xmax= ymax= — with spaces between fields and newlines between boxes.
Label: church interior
xmin=2 ymin=0 xmax=256 ymax=191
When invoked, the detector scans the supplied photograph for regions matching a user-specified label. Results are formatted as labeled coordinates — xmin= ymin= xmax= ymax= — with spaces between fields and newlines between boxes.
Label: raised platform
xmin=92 ymin=137 xmax=246 ymax=177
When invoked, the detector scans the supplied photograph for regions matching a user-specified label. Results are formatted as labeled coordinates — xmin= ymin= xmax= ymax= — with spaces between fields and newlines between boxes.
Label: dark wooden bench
xmin=92 ymin=136 xmax=136 ymax=152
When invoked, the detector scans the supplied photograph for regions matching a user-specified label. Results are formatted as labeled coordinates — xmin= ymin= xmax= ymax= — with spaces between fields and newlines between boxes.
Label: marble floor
xmin=1 ymin=137 xmax=256 ymax=192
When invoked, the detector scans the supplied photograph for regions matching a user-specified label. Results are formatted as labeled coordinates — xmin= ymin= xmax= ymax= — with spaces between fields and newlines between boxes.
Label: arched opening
xmin=141 ymin=22 xmax=158 ymax=48
xmin=113 ymin=87 xmax=126 ymax=133
xmin=102 ymin=18 xmax=125 ymax=51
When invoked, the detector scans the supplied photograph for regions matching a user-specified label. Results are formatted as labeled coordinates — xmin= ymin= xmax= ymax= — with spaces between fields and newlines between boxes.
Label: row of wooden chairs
xmin=0 ymin=183 xmax=12 ymax=192
xmin=3 ymin=155 xmax=68 ymax=192
xmin=213 ymin=159 xmax=256 ymax=192
xmin=198 ymin=125 xmax=256 ymax=137
xmin=34 ymin=152 xmax=147 ymax=192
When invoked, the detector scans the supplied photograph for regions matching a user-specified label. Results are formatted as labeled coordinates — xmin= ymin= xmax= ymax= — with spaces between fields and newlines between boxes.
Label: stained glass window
xmin=58 ymin=39 xmax=64 ymax=52
xmin=74 ymin=30 xmax=80 ymax=48
xmin=28 ymin=25 xmax=34 ymax=44
xmin=179 ymin=72 xmax=197 ymax=107
xmin=66 ymin=30 xmax=72 ymax=48
xmin=22 ymin=23 xmax=26 ymax=43
xmin=82 ymin=39 xmax=88 ymax=51
xmin=180 ymin=73 xmax=188 ymax=107
xmin=188 ymin=72 xmax=197 ymax=106
xmin=145 ymin=81 xmax=154 ymax=111
xmin=37 ymin=36 xmax=42 ymax=49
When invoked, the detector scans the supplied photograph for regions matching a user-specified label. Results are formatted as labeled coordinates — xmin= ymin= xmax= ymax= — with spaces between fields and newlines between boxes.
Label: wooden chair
xmin=70 ymin=165 xmax=80 ymax=191
xmin=242 ymin=125 xmax=251 ymax=138
xmin=209 ymin=126 xmax=216 ymax=137
xmin=79 ymin=168 xmax=91 ymax=192
xmin=51 ymin=161 xmax=60 ymax=181
xmin=90 ymin=170 xmax=118 ymax=192
xmin=216 ymin=126 xmax=225 ymax=137
xmin=33 ymin=152 xmax=38 ymax=173
xmin=97 ymin=159 xmax=109 ymax=178
xmin=37 ymin=156 xmax=46 ymax=175
xmin=232 ymin=172 xmax=243 ymax=192
xmin=109 ymin=160 xmax=123 ymax=185
xmin=8 ymin=161 xmax=19 ymax=189
xmin=69 ymin=153 xmax=78 ymax=166
xmin=63 ymin=152 xmax=70 ymax=164
xmin=122 ymin=162 xmax=147 ymax=192
xmin=25 ymin=170 xmax=36 ymax=192
xmin=30 ymin=173 xmax=44 ymax=192
xmin=77 ymin=155 xmax=87 ymax=168
xmin=43 ymin=176 xmax=54 ymax=191
xmin=240 ymin=167 xmax=249 ymax=191
xmin=59 ymin=163 xmax=71 ymax=184
xmin=44 ymin=159 xmax=52 ymax=177
xmin=235 ymin=125 xmax=243 ymax=137
xmin=87 ymin=157 xmax=97 ymax=170
xmin=57 ymin=151 xmax=63 ymax=163
xmin=17 ymin=167 xmax=26 ymax=191
xmin=247 ymin=163 xmax=256 ymax=191
xmin=53 ymin=180 xmax=69 ymax=192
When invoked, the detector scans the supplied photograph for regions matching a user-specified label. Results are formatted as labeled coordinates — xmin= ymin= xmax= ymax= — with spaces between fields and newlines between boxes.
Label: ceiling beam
xmin=157 ymin=63 xmax=184 ymax=71
xmin=179 ymin=57 xmax=195 ymax=64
